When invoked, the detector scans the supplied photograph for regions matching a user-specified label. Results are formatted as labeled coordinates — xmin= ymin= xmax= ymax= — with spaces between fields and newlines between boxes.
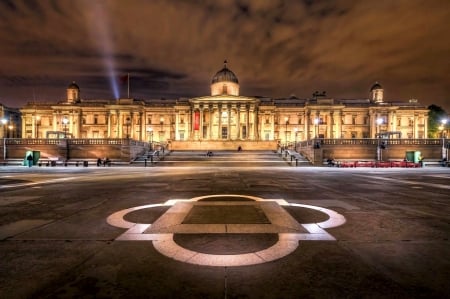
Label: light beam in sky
xmin=84 ymin=1 xmax=120 ymax=99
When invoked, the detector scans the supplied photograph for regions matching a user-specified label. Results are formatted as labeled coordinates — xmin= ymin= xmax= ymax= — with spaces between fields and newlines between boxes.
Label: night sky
xmin=0 ymin=0 xmax=449 ymax=111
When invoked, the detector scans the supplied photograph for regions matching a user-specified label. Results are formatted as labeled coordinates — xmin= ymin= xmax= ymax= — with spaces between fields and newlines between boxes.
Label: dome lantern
xmin=67 ymin=81 xmax=80 ymax=103
xmin=370 ymin=82 xmax=383 ymax=103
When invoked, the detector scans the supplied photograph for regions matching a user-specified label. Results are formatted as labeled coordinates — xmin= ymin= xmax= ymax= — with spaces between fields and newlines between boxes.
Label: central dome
xmin=210 ymin=60 xmax=240 ymax=96
xmin=211 ymin=60 xmax=239 ymax=84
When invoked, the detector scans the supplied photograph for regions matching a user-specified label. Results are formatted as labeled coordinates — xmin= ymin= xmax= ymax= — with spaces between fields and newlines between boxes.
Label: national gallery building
xmin=20 ymin=62 xmax=429 ymax=146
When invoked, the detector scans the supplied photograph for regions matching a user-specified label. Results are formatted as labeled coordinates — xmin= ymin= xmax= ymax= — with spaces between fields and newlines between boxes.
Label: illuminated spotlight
xmin=106 ymin=194 xmax=346 ymax=267
xmin=86 ymin=1 xmax=120 ymax=99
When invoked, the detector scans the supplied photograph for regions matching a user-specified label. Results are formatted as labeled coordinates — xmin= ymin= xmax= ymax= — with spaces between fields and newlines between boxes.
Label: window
xmin=203 ymin=126 xmax=208 ymax=139
xmin=221 ymin=127 xmax=228 ymax=139
xmin=222 ymin=84 xmax=228 ymax=94
xmin=94 ymin=115 xmax=98 ymax=125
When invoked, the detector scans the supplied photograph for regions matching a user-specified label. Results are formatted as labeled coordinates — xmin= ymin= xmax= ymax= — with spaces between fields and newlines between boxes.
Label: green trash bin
xmin=405 ymin=151 xmax=415 ymax=162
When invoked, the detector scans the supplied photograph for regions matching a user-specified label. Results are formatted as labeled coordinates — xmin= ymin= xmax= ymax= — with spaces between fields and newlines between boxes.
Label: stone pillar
xmin=414 ymin=113 xmax=419 ymax=139
xmin=391 ymin=112 xmax=397 ymax=133
xmin=200 ymin=107 xmax=204 ymax=139
xmin=227 ymin=104 xmax=231 ymax=140
xmin=209 ymin=106 xmax=213 ymax=140
xmin=370 ymin=111 xmax=376 ymax=138
xmin=218 ymin=104 xmax=222 ymax=139
xmin=69 ymin=114 xmax=74 ymax=137
xmin=246 ymin=105 xmax=250 ymax=140
xmin=118 ymin=112 xmax=123 ymax=138
xmin=189 ymin=107 xmax=193 ymax=140
xmin=305 ymin=112 xmax=310 ymax=140
xmin=53 ymin=113 xmax=57 ymax=132
xmin=140 ymin=112 xmax=145 ymax=141
xmin=327 ymin=112 xmax=332 ymax=139
xmin=107 ymin=112 xmax=111 ymax=138
xmin=130 ymin=112 xmax=134 ymax=139
xmin=237 ymin=105 xmax=241 ymax=139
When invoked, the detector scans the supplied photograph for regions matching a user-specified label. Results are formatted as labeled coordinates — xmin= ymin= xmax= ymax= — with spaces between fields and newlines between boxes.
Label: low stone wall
xmin=298 ymin=138 xmax=447 ymax=165
xmin=170 ymin=140 xmax=278 ymax=151
xmin=0 ymin=138 xmax=148 ymax=162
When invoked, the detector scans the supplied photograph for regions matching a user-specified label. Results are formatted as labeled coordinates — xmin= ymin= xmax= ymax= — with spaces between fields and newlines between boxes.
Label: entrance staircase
xmin=132 ymin=150 xmax=311 ymax=167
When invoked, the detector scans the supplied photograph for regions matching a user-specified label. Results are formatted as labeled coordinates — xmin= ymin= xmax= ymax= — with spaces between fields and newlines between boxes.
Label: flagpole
xmin=127 ymin=73 xmax=130 ymax=98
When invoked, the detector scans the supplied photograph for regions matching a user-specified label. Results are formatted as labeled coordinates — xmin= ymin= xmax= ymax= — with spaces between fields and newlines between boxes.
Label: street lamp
xmin=314 ymin=118 xmax=319 ymax=139
xmin=1 ymin=119 xmax=6 ymax=160
xmin=376 ymin=118 xmax=383 ymax=161
xmin=440 ymin=119 xmax=447 ymax=160
xmin=62 ymin=117 xmax=69 ymax=138
xmin=284 ymin=117 xmax=288 ymax=145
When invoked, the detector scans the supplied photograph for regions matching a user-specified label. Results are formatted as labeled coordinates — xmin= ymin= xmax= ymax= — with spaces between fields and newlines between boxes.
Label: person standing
xmin=26 ymin=154 xmax=33 ymax=167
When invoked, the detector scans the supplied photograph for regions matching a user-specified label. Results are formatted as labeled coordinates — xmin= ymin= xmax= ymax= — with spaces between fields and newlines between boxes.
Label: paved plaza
xmin=0 ymin=153 xmax=449 ymax=298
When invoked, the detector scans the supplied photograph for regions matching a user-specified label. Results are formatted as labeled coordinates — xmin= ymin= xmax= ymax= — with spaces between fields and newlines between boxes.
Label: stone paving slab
xmin=0 ymin=166 xmax=449 ymax=298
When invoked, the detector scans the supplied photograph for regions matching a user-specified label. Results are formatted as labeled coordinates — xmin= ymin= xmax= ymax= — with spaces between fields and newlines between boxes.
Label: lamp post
xmin=440 ymin=119 xmax=447 ymax=160
xmin=36 ymin=115 xmax=41 ymax=138
xmin=376 ymin=118 xmax=383 ymax=161
xmin=1 ymin=118 xmax=7 ymax=160
xmin=62 ymin=117 xmax=69 ymax=138
xmin=147 ymin=127 xmax=153 ymax=150
xmin=314 ymin=118 xmax=319 ymax=139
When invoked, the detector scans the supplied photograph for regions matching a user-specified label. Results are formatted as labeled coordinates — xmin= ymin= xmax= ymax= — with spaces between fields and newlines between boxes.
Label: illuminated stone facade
xmin=20 ymin=62 xmax=429 ymax=144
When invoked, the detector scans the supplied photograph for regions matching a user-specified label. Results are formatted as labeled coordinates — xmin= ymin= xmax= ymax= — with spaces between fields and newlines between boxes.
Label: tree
xmin=428 ymin=105 xmax=448 ymax=138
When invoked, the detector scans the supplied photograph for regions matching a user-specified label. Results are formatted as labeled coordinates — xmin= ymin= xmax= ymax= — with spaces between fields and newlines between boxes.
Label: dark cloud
xmin=0 ymin=0 xmax=449 ymax=112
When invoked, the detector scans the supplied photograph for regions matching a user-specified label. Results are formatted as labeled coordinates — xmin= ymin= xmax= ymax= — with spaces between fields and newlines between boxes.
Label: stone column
xmin=208 ymin=106 xmax=212 ymax=140
xmin=336 ymin=111 xmax=342 ymax=139
xmin=140 ymin=112 xmax=145 ymax=141
xmin=130 ymin=112 xmax=135 ymax=139
xmin=227 ymin=104 xmax=231 ymax=140
xmin=53 ymin=113 xmax=57 ymax=132
xmin=305 ymin=112 xmax=310 ymax=140
xmin=218 ymin=104 xmax=222 ymax=139
xmin=246 ymin=105 xmax=250 ymax=140
xmin=370 ymin=111 xmax=376 ymax=138
xmin=118 ymin=111 xmax=123 ymax=138
xmin=200 ymin=107 xmax=204 ymax=139
xmin=237 ymin=105 xmax=241 ymax=139
xmin=107 ymin=112 xmax=111 ymax=138
xmin=327 ymin=112 xmax=332 ymax=139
